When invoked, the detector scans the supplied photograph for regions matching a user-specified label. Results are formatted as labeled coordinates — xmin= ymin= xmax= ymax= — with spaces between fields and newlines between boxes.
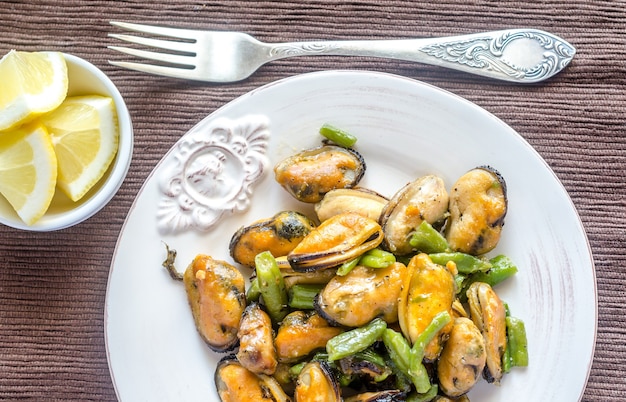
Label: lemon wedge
xmin=0 ymin=50 xmax=68 ymax=131
xmin=39 ymin=95 xmax=119 ymax=202
xmin=0 ymin=122 xmax=58 ymax=225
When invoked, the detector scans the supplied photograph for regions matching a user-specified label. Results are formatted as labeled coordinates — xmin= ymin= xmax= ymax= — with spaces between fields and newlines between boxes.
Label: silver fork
xmin=108 ymin=21 xmax=575 ymax=84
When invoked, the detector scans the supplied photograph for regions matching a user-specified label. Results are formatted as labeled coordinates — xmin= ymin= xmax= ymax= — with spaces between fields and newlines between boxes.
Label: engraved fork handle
xmin=265 ymin=29 xmax=575 ymax=83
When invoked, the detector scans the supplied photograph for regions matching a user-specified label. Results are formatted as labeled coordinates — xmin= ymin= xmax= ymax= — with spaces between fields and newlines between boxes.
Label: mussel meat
xmin=229 ymin=211 xmax=316 ymax=268
xmin=183 ymin=254 xmax=246 ymax=352
xmin=437 ymin=317 xmax=486 ymax=397
xmin=343 ymin=390 xmax=405 ymax=402
xmin=397 ymin=253 xmax=455 ymax=361
xmin=433 ymin=396 xmax=470 ymax=402
xmin=315 ymin=187 xmax=388 ymax=222
xmin=274 ymin=145 xmax=366 ymax=203
xmin=315 ymin=262 xmax=408 ymax=327
xmin=294 ymin=360 xmax=341 ymax=402
xmin=237 ymin=303 xmax=278 ymax=375
xmin=287 ymin=212 xmax=383 ymax=272
xmin=274 ymin=310 xmax=344 ymax=362
xmin=446 ymin=166 xmax=507 ymax=255
xmin=466 ymin=282 xmax=507 ymax=384
xmin=215 ymin=356 xmax=291 ymax=402
xmin=380 ymin=175 xmax=449 ymax=255
xmin=281 ymin=266 xmax=338 ymax=289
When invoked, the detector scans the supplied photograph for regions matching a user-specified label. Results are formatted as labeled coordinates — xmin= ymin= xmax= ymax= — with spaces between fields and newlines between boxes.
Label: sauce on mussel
xmin=467 ymin=281 xmax=507 ymax=384
xmin=398 ymin=253 xmax=455 ymax=361
xmin=215 ymin=356 xmax=292 ymax=402
xmin=294 ymin=361 xmax=341 ymax=402
xmin=274 ymin=311 xmax=343 ymax=362
xmin=229 ymin=211 xmax=316 ymax=268
xmin=380 ymin=175 xmax=449 ymax=255
xmin=437 ymin=317 xmax=487 ymax=397
xmin=315 ymin=262 xmax=407 ymax=327
xmin=314 ymin=187 xmax=388 ymax=222
xmin=183 ymin=254 xmax=246 ymax=352
xmin=237 ymin=303 xmax=278 ymax=375
xmin=287 ymin=212 xmax=383 ymax=272
xmin=274 ymin=145 xmax=366 ymax=203
xmin=343 ymin=390 xmax=405 ymax=402
xmin=446 ymin=166 xmax=507 ymax=255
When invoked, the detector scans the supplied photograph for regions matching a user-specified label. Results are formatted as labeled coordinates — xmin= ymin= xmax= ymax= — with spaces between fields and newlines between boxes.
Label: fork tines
xmin=108 ymin=21 xmax=199 ymax=79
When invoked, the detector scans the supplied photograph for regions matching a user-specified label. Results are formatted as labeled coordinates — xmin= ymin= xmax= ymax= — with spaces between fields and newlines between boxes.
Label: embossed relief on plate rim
xmin=156 ymin=115 xmax=270 ymax=234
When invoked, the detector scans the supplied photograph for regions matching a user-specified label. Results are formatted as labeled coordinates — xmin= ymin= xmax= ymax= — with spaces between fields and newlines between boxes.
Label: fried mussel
xmin=229 ymin=211 xmax=316 ymax=268
xmin=215 ymin=356 xmax=291 ymax=402
xmin=166 ymin=134 xmax=525 ymax=401
xmin=315 ymin=262 xmax=408 ymax=327
xmin=287 ymin=212 xmax=384 ymax=272
xmin=398 ymin=253 xmax=455 ymax=362
xmin=183 ymin=254 xmax=246 ymax=352
xmin=380 ymin=175 xmax=449 ymax=256
xmin=466 ymin=282 xmax=507 ymax=384
xmin=294 ymin=360 xmax=342 ymax=402
xmin=315 ymin=187 xmax=388 ymax=223
xmin=237 ymin=302 xmax=279 ymax=375
xmin=275 ymin=311 xmax=344 ymax=363
xmin=446 ymin=166 xmax=507 ymax=255
xmin=274 ymin=144 xmax=366 ymax=203
xmin=437 ymin=317 xmax=486 ymax=397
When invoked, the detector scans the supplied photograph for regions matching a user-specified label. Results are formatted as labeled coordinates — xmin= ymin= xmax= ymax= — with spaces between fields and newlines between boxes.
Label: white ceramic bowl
xmin=0 ymin=53 xmax=133 ymax=231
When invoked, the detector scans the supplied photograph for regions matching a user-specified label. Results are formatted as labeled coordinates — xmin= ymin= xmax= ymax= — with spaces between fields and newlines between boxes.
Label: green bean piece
xmin=408 ymin=221 xmax=450 ymax=254
xmin=458 ymin=255 xmax=519 ymax=299
xmin=326 ymin=318 xmax=387 ymax=361
xmin=454 ymin=273 xmax=466 ymax=293
xmin=408 ymin=361 xmax=431 ymax=394
xmin=429 ymin=252 xmax=492 ymax=274
xmin=388 ymin=359 xmax=413 ymax=394
xmin=409 ymin=311 xmax=451 ymax=393
xmin=506 ymin=316 xmax=529 ymax=367
xmin=255 ymin=251 xmax=289 ymax=324
xmin=502 ymin=337 xmax=512 ymax=374
xmin=246 ymin=276 xmax=261 ymax=302
xmin=382 ymin=328 xmax=411 ymax=377
xmin=502 ymin=302 xmax=512 ymax=375
xmin=353 ymin=347 xmax=387 ymax=368
xmin=406 ymin=384 xmax=439 ymax=402
xmin=288 ymin=283 xmax=324 ymax=309
xmin=412 ymin=311 xmax=452 ymax=359
xmin=337 ymin=257 xmax=359 ymax=276
xmin=319 ymin=123 xmax=358 ymax=148
xmin=486 ymin=254 xmax=519 ymax=286
xmin=288 ymin=361 xmax=307 ymax=379
xmin=362 ymin=248 xmax=392 ymax=258
xmin=359 ymin=248 xmax=396 ymax=268
xmin=311 ymin=352 xmax=330 ymax=361
xmin=337 ymin=372 xmax=355 ymax=387
xmin=382 ymin=312 xmax=451 ymax=394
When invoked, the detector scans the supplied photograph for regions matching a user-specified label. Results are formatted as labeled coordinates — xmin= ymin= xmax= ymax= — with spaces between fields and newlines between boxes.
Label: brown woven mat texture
xmin=1 ymin=0 xmax=624 ymax=400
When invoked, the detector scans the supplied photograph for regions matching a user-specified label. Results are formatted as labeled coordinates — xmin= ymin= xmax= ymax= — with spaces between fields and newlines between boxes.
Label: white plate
xmin=105 ymin=71 xmax=596 ymax=401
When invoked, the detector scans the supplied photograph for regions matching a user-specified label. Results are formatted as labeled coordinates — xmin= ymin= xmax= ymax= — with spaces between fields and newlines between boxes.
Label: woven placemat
xmin=1 ymin=1 xmax=624 ymax=400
